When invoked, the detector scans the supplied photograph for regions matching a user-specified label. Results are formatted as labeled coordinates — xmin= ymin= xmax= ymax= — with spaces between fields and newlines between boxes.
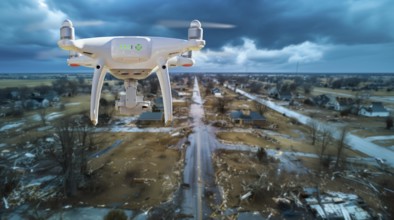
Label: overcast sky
xmin=0 ymin=0 xmax=393 ymax=73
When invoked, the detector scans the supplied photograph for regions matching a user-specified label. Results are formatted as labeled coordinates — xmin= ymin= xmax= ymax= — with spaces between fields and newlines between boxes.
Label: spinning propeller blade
xmin=157 ymin=20 xmax=235 ymax=29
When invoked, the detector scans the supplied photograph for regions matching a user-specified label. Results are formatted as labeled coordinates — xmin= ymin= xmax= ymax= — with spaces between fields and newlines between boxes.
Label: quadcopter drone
xmin=58 ymin=19 xmax=205 ymax=125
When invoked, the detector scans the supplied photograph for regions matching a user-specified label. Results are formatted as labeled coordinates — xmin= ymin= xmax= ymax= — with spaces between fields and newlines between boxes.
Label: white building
xmin=359 ymin=102 xmax=390 ymax=117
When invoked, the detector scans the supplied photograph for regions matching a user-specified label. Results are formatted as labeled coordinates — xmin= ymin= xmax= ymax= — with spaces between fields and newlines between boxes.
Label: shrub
xmin=257 ymin=148 xmax=267 ymax=162
xmin=104 ymin=209 xmax=128 ymax=220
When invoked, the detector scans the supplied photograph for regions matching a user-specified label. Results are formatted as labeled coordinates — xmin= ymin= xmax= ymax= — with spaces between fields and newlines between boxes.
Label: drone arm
xmin=156 ymin=60 xmax=173 ymax=125
xmin=90 ymin=60 xmax=106 ymax=125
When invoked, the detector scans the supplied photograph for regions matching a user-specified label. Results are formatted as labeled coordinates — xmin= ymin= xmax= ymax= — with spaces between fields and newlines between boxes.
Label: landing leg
xmin=156 ymin=63 xmax=173 ymax=125
xmin=90 ymin=60 xmax=106 ymax=125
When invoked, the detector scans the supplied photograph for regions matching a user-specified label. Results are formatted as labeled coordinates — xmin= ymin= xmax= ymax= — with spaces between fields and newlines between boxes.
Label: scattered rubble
xmin=303 ymin=189 xmax=371 ymax=219
xmin=213 ymin=148 xmax=391 ymax=219
xmin=253 ymin=131 xmax=279 ymax=144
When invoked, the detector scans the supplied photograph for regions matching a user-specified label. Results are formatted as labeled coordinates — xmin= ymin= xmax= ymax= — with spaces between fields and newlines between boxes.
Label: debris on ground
xmin=213 ymin=148 xmax=392 ymax=219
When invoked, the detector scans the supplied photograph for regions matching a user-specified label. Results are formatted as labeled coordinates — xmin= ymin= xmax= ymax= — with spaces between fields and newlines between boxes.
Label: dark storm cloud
xmin=44 ymin=0 xmax=394 ymax=49
xmin=0 ymin=0 xmax=393 ymax=72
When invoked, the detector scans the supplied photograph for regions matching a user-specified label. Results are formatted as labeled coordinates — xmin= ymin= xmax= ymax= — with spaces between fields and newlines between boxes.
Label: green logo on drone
xmin=119 ymin=43 xmax=142 ymax=51
xmin=135 ymin=44 xmax=142 ymax=51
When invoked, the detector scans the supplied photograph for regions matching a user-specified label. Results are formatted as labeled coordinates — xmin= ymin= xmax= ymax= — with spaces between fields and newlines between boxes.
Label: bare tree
xmin=217 ymin=75 xmax=226 ymax=86
xmin=99 ymin=98 xmax=115 ymax=124
xmin=289 ymin=82 xmax=298 ymax=92
xmin=317 ymin=128 xmax=333 ymax=165
xmin=216 ymin=97 xmax=228 ymax=114
xmin=205 ymin=80 xmax=214 ymax=96
xmin=303 ymin=84 xmax=313 ymax=96
xmin=254 ymin=101 xmax=266 ymax=116
xmin=249 ymin=81 xmax=261 ymax=94
xmin=335 ymin=126 xmax=348 ymax=169
xmin=50 ymin=118 xmax=92 ymax=197
xmin=386 ymin=117 xmax=393 ymax=130
xmin=308 ymin=119 xmax=319 ymax=145
xmin=38 ymin=107 xmax=47 ymax=125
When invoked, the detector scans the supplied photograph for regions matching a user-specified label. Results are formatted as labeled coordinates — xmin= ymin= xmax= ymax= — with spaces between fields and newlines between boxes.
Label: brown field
xmin=216 ymin=130 xmax=364 ymax=158
xmin=214 ymin=150 xmax=390 ymax=214
xmin=211 ymin=82 xmax=392 ymax=215
xmin=69 ymin=132 xmax=183 ymax=210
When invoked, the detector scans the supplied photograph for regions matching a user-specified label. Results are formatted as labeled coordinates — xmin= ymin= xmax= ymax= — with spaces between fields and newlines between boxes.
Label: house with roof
xmin=268 ymin=87 xmax=279 ymax=99
xmin=172 ymin=89 xmax=180 ymax=98
xmin=268 ymin=87 xmax=293 ymax=101
xmin=23 ymin=98 xmax=49 ymax=110
xmin=359 ymin=102 xmax=390 ymax=117
xmin=313 ymin=94 xmax=338 ymax=109
xmin=8 ymin=91 xmax=21 ymax=100
xmin=279 ymin=91 xmax=293 ymax=101
xmin=172 ymin=84 xmax=188 ymax=91
xmin=44 ymin=90 xmax=60 ymax=105
xmin=137 ymin=111 xmax=164 ymax=126
xmin=334 ymin=97 xmax=355 ymax=111
xmin=172 ymin=89 xmax=191 ymax=99
xmin=211 ymin=88 xmax=222 ymax=97
xmin=230 ymin=105 xmax=266 ymax=127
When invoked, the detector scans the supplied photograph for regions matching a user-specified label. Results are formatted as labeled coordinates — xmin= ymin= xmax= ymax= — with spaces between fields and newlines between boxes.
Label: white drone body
xmin=58 ymin=19 xmax=205 ymax=125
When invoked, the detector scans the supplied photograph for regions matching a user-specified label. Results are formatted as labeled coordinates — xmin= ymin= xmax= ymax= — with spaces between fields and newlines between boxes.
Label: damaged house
xmin=230 ymin=105 xmax=266 ymax=127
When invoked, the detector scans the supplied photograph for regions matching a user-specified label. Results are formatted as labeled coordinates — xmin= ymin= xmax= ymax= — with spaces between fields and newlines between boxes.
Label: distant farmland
xmin=0 ymin=79 xmax=54 ymax=88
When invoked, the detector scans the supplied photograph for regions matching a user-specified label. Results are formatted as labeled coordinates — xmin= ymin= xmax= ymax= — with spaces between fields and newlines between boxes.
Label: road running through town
xmin=180 ymin=77 xmax=222 ymax=219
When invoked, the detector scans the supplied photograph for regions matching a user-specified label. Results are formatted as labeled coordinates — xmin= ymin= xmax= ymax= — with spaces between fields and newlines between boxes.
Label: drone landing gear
xmin=90 ymin=61 xmax=106 ymax=125
xmin=115 ymin=79 xmax=150 ymax=115
xmin=156 ymin=63 xmax=173 ymax=125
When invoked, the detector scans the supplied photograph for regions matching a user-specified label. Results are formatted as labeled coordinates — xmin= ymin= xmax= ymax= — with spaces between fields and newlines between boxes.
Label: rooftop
xmin=230 ymin=110 xmax=265 ymax=121
xmin=138 ymin=112 xmax=163 ymax=121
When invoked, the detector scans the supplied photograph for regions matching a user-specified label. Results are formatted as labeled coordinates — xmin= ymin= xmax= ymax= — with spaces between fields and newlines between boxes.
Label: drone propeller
xmin=160 ymin=19 xmax=234 ymax=58
xmin=157 ymin=19 xmax=236 ymax=29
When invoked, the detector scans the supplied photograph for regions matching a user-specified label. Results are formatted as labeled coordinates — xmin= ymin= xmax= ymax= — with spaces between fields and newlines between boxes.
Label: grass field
xmin=0 ymin=79 xmax=55 ymax=88
xmin=312 ymin=86 xmax=394 ymax=97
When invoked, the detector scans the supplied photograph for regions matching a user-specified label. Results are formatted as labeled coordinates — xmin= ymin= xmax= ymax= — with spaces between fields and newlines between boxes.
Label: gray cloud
xmin=0 ymin=0 xmax=393 ymax=72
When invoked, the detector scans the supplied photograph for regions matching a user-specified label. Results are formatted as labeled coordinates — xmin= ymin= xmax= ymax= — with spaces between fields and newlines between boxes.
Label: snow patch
xmin=365 ymin=135 xmax=394 ymax=141
xmin=108 ymin=127 xmax=174 ymax=133
xmin=0 ymin=122 xmax=24 ymax=132
xmin=65 ymin=102 xmax=81 ymax=106
xmin=46 ymin=112 xmax=64 ymax=121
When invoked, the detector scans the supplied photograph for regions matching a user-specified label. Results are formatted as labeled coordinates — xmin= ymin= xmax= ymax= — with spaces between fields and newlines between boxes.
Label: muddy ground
xmin=213 ymin=149 xmax=393 ymax=218
xmin=203 ymin=84 xmax=393 ymax=217
xmin=67 ymin=132 xmax=184 ymax=210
